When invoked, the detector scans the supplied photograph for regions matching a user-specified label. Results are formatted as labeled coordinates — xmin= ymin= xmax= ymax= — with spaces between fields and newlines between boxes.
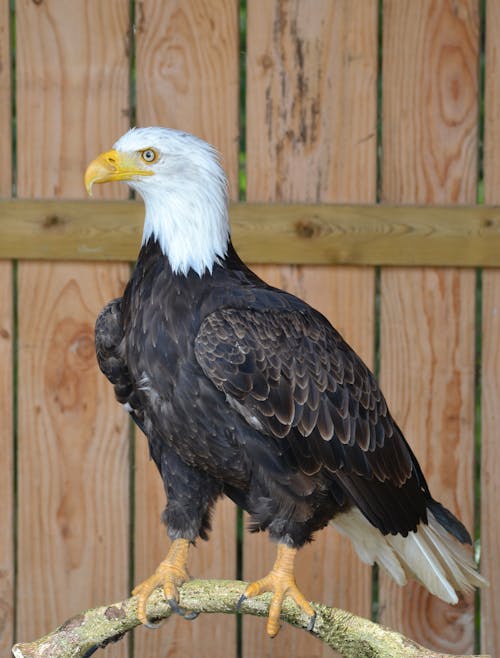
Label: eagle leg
xmin=132 ymin=538 xmax=198 ymax=626
xmin=237 ymin=544 xmax=316 ymax=637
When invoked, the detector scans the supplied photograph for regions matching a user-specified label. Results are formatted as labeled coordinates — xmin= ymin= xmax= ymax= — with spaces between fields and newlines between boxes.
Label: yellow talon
xmin=241 ymin=544 xmax=315 ymax=637
xmin=133 ymin=538 xmax=192 ymax=626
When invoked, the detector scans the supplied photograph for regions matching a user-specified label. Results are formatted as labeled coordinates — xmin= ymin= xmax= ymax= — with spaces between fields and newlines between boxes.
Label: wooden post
xmin=133 ymin=2 xmax=239 ymax=657
xmin=379 ymin=1 xmax=478 ymax=653
xmin=245 ymin=2 xmax=378 ymax=656
xmin=15 ymin=4 xmax=131 ymax=657
xmin=0 ymin=1 xmax=13 ymax=653
xmin=480 ymin=1 xmax=500 ymax=655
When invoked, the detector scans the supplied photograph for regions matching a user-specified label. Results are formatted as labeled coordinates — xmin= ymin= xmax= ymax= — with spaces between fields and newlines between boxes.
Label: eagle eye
xmin=141 ymin=148 xmax=158 ymax=163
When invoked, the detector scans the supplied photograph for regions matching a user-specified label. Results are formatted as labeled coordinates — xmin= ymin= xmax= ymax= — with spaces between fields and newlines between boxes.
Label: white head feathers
xmin=113 ymin=127 xmax=230 ymax=276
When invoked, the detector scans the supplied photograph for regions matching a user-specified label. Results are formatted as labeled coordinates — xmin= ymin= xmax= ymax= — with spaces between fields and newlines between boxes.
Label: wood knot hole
xmin=43 ymin=214 xmax=65 ymax=229
xmin=295 ymin=219 xmax=319 ymax=239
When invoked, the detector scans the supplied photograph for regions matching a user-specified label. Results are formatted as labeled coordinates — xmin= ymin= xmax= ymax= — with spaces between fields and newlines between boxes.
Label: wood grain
xmin=135 ymin=0 xmax=239 ymax=193
xmin=4 ymin=200 xmax=500 ymax=266
xmin=379 ymin=1 xmax=478 ymax=653
xmin=480 ymin=2 xmax=500 ymax=654
xmin=0 ymin=260 xmax=13 ymax=657
xmin=0 ymin=1 xmax=13 ymax=654
xmin=0 ymin=0 xmax=10 ymax=196
xmin=15 ymin=2 xmax=131 ymax=654
xmin=245 ymin=2 xmax=377 ymax=656
xmin=133 ymin=2 xmax=239 ymax=656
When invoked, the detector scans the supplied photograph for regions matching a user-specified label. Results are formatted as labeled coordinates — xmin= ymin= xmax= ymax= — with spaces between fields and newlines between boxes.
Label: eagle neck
xmin=140 ymin=180 xmax=230 ymax=278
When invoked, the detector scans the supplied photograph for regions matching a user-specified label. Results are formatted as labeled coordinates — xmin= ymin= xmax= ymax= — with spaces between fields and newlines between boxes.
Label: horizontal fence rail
xmin=1 ymin=200 xmax=500 ymax=265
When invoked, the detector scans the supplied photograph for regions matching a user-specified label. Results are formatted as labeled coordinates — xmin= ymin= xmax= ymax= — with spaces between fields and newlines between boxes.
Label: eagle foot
xmin=133 ymin=538 xmax=197 ymax=626
xmin=239 ymin=544 xmax=315 ymax=638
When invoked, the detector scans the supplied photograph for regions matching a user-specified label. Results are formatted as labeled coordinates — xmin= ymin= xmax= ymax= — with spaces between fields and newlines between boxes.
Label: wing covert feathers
xmin=332 ymin=507 xmax=487 ymax=604
xmin=195 ymin=307 xmax=413 ymax=484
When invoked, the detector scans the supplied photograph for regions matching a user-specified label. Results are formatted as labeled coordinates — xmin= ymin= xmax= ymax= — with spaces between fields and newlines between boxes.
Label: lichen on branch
xmin=11 ymin=579 xmax=490 ymax=658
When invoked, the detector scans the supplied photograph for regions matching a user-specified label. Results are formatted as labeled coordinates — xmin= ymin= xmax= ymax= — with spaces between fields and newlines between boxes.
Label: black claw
xmin=167 ymin=598 xmax=198 ymax=621
xmin=167 ymin=597 xmax=186 ymax=616
xmin=143 ymin=618 xmax=164 ymax=630
xmin=236 ymin=594 xmax=247 ymax=611
xmin=306 ymin=612 xmax=317 ymax=633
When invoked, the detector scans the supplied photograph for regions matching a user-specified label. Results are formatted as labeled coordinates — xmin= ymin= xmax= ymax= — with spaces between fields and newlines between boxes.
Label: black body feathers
xmin=95 ymin=239 xmax=469 ymax=548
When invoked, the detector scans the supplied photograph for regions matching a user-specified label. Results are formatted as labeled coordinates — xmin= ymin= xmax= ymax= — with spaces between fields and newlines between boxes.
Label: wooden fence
xmin=0 ymin=1 xmax=498 ymax=657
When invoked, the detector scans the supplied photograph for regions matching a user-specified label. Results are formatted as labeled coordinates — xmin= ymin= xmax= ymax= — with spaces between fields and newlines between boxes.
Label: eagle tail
xmin=332 ymin=507 xmax=487 ymax=603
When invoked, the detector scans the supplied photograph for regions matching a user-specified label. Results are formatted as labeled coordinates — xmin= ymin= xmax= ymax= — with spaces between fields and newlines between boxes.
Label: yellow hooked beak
xmin=84 ymin=149 xmax=154 ymax=195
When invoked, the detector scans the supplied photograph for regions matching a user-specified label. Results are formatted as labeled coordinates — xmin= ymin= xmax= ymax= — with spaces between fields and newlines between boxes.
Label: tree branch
xmin=11 ymin=579 xmax=489 ymax=658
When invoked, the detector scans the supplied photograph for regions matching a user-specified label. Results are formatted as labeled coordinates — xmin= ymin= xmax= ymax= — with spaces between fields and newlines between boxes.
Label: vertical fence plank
xmin=0 ymin=3 xmax=13 ymax=652
xmin=15 ymin=2 xmax=131 ymax=653
xmin=0 ymin=262 xmax=13 ymax=657
xmin=0 ymin=1 xmax=13 ymax=654
xmin=379 ymin=1 xmax=478 ymax=653
xmin=133 ymin=2 xmax=239 ymax=656
xmin=0 ymin=0 xmax=11 ymax=192
xmin=245 ymin=2 xmax=378 ymax=656
xmin=481 ymin=1 xmax=500 ymax=654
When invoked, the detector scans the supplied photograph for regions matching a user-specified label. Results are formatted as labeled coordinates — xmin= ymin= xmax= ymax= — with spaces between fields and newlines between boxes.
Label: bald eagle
xmin=85 ymin=127 xmax=484 ymax=637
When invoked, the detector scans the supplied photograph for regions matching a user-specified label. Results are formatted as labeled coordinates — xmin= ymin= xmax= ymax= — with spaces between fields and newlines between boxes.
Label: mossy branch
xmin=11 ymin=579 xmax=489 ymax=658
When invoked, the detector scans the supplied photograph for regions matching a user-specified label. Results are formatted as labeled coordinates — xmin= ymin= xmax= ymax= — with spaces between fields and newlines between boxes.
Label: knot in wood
xmin=43 ymin=214 xmax=65 ymax=229
xmin=105 ymin=605 xmax=127 ymax=621
xmin=295 ymin=218 xmax=321 ymax=239
xmin=60 ymin=613 xmax=85 ymax=631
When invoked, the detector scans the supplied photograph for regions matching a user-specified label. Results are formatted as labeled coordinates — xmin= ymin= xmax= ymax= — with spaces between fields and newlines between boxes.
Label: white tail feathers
xmin=332 ymin=507 xmax=487 ymax=604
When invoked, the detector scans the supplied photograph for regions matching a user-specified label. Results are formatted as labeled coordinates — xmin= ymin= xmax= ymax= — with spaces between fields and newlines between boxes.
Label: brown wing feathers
xmin=194 ymin=307 xmax=413 ymax=486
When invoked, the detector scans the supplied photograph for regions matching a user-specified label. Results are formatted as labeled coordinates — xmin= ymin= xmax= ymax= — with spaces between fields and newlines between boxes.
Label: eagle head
xmin=85 ymin=126 xmax=230 ymax=276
